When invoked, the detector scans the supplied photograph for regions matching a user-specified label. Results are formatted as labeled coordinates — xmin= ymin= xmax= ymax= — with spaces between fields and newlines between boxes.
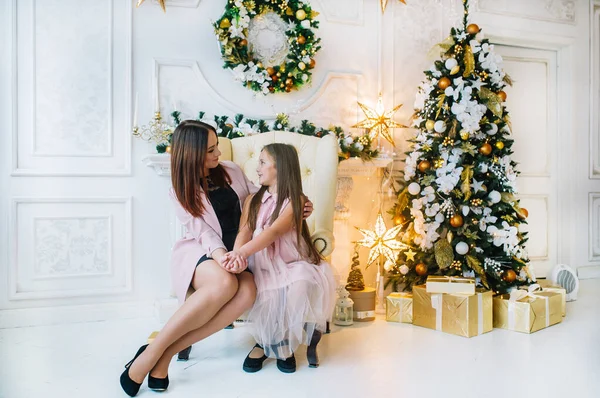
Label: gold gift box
xmin=537 ymin=279 xmax=566 ymax=317
xmin=493 ymin=291 xmax=562 ymax=333
xmin=425 ymin=275 xmax=476 ymax=295
xmin=386 ymin=292 xmax=413 ymax=323
xmin=412 ymin=284 xmax=493 ymax=338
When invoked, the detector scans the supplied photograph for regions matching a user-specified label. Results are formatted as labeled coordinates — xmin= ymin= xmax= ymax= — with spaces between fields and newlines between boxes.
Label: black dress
xmin=196 ymin=178 xmax=242 ymax=266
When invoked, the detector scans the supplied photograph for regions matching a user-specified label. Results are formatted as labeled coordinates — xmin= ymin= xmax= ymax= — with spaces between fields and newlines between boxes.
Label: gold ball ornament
xmin=296 ymin=9 xmax=307 ymax=20
xmin=415 ymin=263 xmax=428 ymax=276
xmin=285 ymin=86 xmax=292 ymax=93
xmin=276 ymin=72 xmax=281 ymax=77
xmin=309 ymin=59 xmax=316 ymax=69
xmin=266 ymin=67 xmax=276 ymax=76
xmin=438 ymin=77 xmax=451 ymax=90
xmin=240 ymin=39 xmax=248 ymax=47
xmin=418 ymin=160 xmax=431 ymax=173
xmin=498 ymin=91 xmax=507 ymax=102
xmin=466 ymin=23 xmax=480 ymax=34
xmin=285 ymin=78 xmax=293 ymax=86
xmin=285 ymin=7 xmax=294 ymax=16
xmin=479 ymin=143 xmax=493 ymax=156
xmin=394 ymin=215 xmax=406 ymax=225
xmin=502 ymin=269 xmax=517 ymax=283
xmin=495 ymin=141 xmax=505 ymax=150
xmin=449 ymin=214 xmax=464 ymax=228
xmin=271 ymin=75 xmax=279 ymax=83
xmin=165 ymin=145 xmax=172 ymax=153
xmin=518 ymin=207 xmax=529 ymax=219
xmin=297 ymin=36 xmax=306 ymax=45
xmin=425 ymin=120 xmax=435 ymax=131
xmin=460 ymin=131 xmax=470 ymax=140
xmin=298 ymin=62 xmax=306 ymax=71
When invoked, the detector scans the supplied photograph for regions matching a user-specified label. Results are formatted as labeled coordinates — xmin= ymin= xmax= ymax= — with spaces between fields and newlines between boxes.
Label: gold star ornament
xmin=356 ymin=212 xmax=407 ymax=265
xmin=136 ymin=0 xmax=166 ymax=13
xmin=352 ymin=94 xmax=407 ymax=147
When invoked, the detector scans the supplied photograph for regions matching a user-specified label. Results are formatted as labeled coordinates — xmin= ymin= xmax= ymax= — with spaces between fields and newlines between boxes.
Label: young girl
xmin=222 ymin=143 xmax=336 ymax=373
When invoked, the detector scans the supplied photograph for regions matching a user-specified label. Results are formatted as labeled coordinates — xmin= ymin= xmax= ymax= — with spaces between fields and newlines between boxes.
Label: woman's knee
xmin=213 ymin=272 xmax=239 ymax=299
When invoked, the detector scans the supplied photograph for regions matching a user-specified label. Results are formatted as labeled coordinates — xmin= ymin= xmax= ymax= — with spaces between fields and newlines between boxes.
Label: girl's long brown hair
xmin=170 ymin=120 xmax=230 ymax=217
xmin=247 ymin=144 xmax=322 ymax=265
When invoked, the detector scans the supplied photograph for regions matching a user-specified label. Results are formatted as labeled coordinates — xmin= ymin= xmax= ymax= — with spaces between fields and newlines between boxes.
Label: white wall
xmin=0 ymin=0 xmax=597 ymax=327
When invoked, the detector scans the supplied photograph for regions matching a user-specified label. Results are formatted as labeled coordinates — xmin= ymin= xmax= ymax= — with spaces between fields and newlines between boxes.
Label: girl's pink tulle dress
xmin=246 ymin=191 xmax=336 ymax=359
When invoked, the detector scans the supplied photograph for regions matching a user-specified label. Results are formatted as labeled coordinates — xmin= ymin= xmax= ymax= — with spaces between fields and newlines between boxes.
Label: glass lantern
xmin=333 ymin=288 xmax=354 ymax=326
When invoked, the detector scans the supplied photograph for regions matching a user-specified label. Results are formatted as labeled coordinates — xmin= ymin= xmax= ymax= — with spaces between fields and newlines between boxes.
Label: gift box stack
xmin=397 ymin=276 xmax=565 ymax=336
xmin=412 ymin=275 xmax=493 ymax=338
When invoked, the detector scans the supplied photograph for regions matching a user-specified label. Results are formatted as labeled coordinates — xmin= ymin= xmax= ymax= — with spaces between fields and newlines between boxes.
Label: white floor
xmin=1 ymin=280 xmax=599 ymax=398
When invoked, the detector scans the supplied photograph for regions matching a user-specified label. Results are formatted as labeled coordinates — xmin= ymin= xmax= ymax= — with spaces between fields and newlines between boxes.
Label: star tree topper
xmin=356 ymin=212 xmax=406 ymax=265
xmin=352 ymin=94 xmax=407 ymax=147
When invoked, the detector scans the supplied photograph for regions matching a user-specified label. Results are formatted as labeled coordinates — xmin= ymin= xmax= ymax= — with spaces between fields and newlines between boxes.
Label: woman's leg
xmin=149 ymin=271 xmax=257 ymax=377
xmin=127 ymin=260 xmax=239 ymax=383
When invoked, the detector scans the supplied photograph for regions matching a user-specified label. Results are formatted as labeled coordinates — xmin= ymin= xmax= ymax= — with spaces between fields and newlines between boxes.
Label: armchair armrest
xmin=311 ymin=229 xmax=335 ymax=257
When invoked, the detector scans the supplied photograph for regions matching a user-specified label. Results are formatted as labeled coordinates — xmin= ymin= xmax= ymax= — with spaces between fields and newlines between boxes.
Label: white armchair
xmin=217 ymin=131 xmax=338 ymax=256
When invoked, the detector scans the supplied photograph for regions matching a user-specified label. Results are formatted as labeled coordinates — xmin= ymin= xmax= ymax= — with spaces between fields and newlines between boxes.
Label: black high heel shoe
xmin=119 ymin=344 xmax=148 ymax=397
xmin=242 ymin=344 xmax=268 ymax=373
xmin=148 ymin=373 xmax=169 ymax=392
xmin=177 ymin=345 xmax=192 ymax=361
xmin=306 ymin=330 xmax=322 ymax=368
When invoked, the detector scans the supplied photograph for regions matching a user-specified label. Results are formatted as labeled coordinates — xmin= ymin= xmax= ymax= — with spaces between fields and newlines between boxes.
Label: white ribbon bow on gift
xmin=507 ymin=284 xmax=549 ymax=330
xmin=430 ymin=292 xmax=485 ymax=335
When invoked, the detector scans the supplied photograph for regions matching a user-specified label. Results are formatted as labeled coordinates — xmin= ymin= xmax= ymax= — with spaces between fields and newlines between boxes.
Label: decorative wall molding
xmin=476 ymin=0 xmax=576 ymax=25
xmin=154 ymin=58 xmax=362 ymax=124
xmin=502 ymin=54 xmax=554 ymax=178
xmin=0 ymin=300 xmax=154 ymax=329
xmin=313 ymin=0 xmax=364 ymax=26
xmin=518 ymin=194 xmax=550 ymax=261
xmin=591 ymin=3 xmax=600 ymax=178
xmin=589 ymin=193 xmax=600 ymax=261
xmin=11 ymin=0 xmax=132 ymax=176
xmin=9 ymin=197 xmax=132 ymax=301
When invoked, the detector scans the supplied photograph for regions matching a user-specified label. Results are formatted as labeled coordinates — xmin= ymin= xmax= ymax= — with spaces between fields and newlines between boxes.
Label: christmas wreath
xmin=214 ymin=0 xmax=321 ymax=95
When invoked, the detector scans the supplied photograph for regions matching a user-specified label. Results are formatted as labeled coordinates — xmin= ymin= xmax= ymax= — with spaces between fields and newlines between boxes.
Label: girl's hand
xmin=222 ymin=251 xmax=247 ymax=273
xmin=303 ymin=197 xmax=314 ymax=219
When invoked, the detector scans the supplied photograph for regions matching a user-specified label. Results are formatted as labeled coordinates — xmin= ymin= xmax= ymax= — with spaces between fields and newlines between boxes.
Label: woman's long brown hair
xmin=247 ymin=144 xmax=322 ymax=265
xmin=170 ymin=120 xmax=230 ymax=217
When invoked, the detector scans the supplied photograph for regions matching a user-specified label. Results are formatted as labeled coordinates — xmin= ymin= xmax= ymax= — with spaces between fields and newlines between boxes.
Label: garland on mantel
xmin=156 ymin=111 xmax=379 ymax=163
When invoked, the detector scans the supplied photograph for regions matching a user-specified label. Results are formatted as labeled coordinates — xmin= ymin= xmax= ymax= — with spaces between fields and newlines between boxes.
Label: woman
xmin=119 ymin=120 xmax=312 ymax=396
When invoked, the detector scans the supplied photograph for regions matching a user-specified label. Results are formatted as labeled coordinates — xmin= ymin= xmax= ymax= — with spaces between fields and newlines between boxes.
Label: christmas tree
xmin=387 ymin=0 xmax=534 ymax=294
xmin=346 ymin=244 xmax=366 ymax=291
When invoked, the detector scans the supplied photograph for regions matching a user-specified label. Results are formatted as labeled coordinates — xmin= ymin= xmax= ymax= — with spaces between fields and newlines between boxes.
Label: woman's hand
xmin=303 ymin=196 xmax=314 ymax=219
xmin=221 ymin=251 xmax=248 ymax=274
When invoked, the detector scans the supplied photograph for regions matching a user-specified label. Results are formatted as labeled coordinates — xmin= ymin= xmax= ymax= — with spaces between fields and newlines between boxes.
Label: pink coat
xmin=170 ymin=161 xmax=259 ymax=304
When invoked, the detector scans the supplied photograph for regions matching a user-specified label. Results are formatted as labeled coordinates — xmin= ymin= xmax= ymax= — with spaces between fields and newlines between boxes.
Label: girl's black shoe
xmin=306 ymin=330 xmax=322 ymax=368
xmin=119 ymin=344 xmax=148 ymax=397
xmin=177 ymin=345 xmax=192 ymax=361
xmin=276 ymin=353 xmax=296 ymax=373
xmin=148 ymin=374 xmax=169 ymax=392
xmin=242 ymin=344 xmax=268 ymax=373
